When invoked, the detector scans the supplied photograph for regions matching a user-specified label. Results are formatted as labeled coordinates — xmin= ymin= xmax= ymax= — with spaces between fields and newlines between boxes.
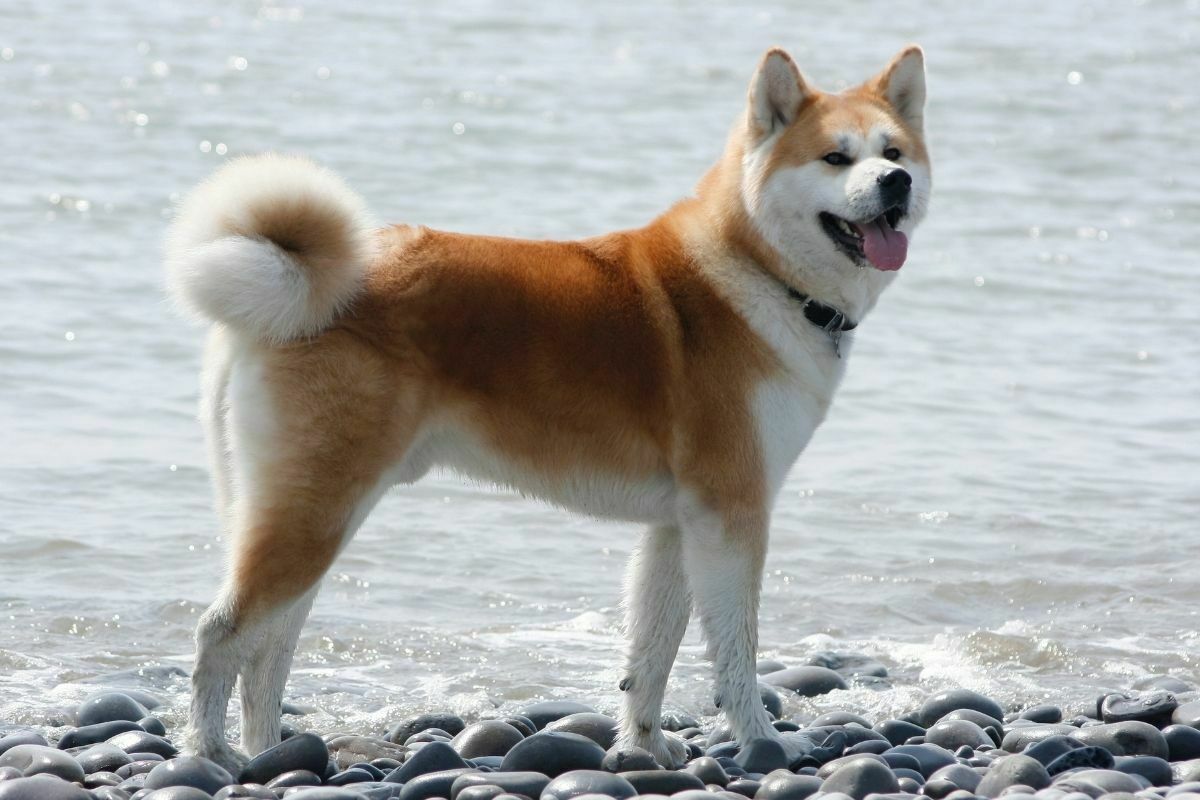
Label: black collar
xmin=786 ymin=287 xmax=857 ymax=333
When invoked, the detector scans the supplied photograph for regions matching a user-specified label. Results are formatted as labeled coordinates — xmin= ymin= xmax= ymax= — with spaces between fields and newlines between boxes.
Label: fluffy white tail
xmin=165 ymin=154 xmax=374 ymax=342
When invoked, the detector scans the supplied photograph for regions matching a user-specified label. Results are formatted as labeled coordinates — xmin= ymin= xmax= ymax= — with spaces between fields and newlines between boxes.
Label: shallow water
xmin=1 ymin=0 xmax=1199 ymax=735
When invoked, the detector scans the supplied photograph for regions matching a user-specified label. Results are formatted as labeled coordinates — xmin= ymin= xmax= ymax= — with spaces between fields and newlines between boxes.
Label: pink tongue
xmin=857 ymin=218 xmax=908 ymax=271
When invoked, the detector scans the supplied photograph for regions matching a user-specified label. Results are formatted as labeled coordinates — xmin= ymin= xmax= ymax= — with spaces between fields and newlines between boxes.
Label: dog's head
xmin=735 ymin=46 xmax=931 ymax=301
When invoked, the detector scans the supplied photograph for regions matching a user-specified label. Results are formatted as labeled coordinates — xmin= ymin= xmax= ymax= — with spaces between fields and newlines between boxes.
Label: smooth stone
xmin=819 ymin=757 xmax=899 ymax=800
xmin=144 ymin=757 xmax=234 ymax=794
xmin=874 ymin=721 xmax=925 ymax=747
xmin=1114 ymin=757 xmax=1171 ymax=787
xmin=1073 ymin=724 xmax=1169 ymax=760
xmin=879 ymin=753 xmax=922 ymax=774
xmin=456 ymin=786 xmax=505 ymax=800
xmin=1047 ymin=747 xmax=1116 ymax=775
xmin=759 ymin=667 xmax=848 ymax=697
xmin=500 ymin=731 xmax=604 ymax=777
xmin=1054 ymin=770 xmax=1145 ymax=795
xmin=398 ymin=767 xmax=475 ymax=800
xmin=281 ymin=789 xmax=374 ymax=799
xmin=268 ymin=770 xmax=323 ymax=788
xmin=141 ymin=788 xmax=216 ymax=800
xmin=921 ymin=691 xmax=1006 ymax=729
xmin=518 ymin=702 xmax=597 ymax=732
xmin=885 ymin=744 xmax=958 ymax=777
xmin=540 ymin=769 xmax=636 ymax=800
xmin=929 ymin=764 xmax=984 ymax=792
xmin=117 ymin=759 xmax=163 ymax=778
xmin=618 ymin=769 xmax=703 ymax=794
xmin=326 ymin=767 xmax=374 ymax=786
xmin=0 ymin=774 xmax=92 ymax=800
xmin=0 ymin=734 xmax=48 ymax=757
xmin=1133 ymin=677 xmax=1194 ymax=694
xmin=600 ymin=745 xmax=658 ymax=773
xmin=942 ymin=709 xmax=1006 ymax=734
xmin=759 ymin=685 xmax=784 ymax=719
xmin=1164 ymin=726 xmax=1200 ymax=762
xmin=92 ymin=788 xmax=135 ymax=800
xmin=139 ymin=718 xmax=168 ymax=737
xmin=1003 ymin=728 xmax=1085 ymax=754
xmin=0 ymin=744 xmax=86 ymax=782
xmin=1023 ymin=709 xmax=1066 ymax=725
xmin=686 ymin=756 xmax=729 ymax=786
xmin=1026 ymin=737 xmax=1085 ymax=767
xmin=735 ymin=740 xmax=788 ymax=774
xmin=896 ymin=777 xmax=924 ymax=795
xmin=846 ymin=742 xmax=890 ymax=756
xmin=753 ymin=770 xmax=824 ymax=800
xmin=892 ymin=767 xmax=927 ymax=784
xmin=240 ymin=733 xmax=330 ymax=785
xmin=386 ymin=713 xmax=466 ymax=744
xmin=77 ymin=742 xmax=134 ymax=773
xmin=77 ymin=694 xmax=150 ymax=727
xmin=726 ymin=778 xmax=763 ymax=797
xmin=813 ymin=713 xmax=872 ymax=729
xmin=927 ymin=721 xmax=993 ymax=751
xmin=106 ymin=731 xmax=177 ymax=758
xmin=1174 ymin=703 xmax=1200 ymax=730
xmin=451 ymin=770 xmax=550 ymax=800
xmin=977 ymin=755 xmax=1051 ymax=797
xmin=804 ymin=652 xmax=889 ymax=679
xmin=82 ymin=770 xmax=122 ymax=788
xmin=817 ymin=754 xmax=887 ymax=780
xmin=662 ymin=712 xmax=701 ymax=732
xmin=214 ymin=787 xmax=277 ymax=799
xmin=326 ymin=735 xmax=407 ymax=770
xmin=757 ymin=660 xmax=788 ymax=675
xmin=387 ymin=741 xmax=467 ymax=783
xmin=543 ymin=714 xmax=618 ymax=750
xmin=1168 ymin=784 xmax=1200 ymax=797
xmin=1102 ymin=695 xmax=1178 ymax=727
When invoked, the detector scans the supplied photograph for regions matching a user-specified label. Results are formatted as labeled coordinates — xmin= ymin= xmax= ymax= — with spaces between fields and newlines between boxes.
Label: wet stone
xmin=76 ymin=742 xmax=134 ymax=773
xmin=619 ymin=768 xmax=704 ymax=794
xmin=754 ymin=770 xmax=824 ymax=800
xmin=544 ymin=713 xmax=618 ymax=750
xmin=518 ymin=702 xmax=597 ymax=731
xmin=977 ymin=755 xmax=1051 ymax=797
xmin=499 ymin=730 xmax=605 ymax=777
xmin=451 ymin=770 xmax=550 ymax=800
xmin=1025 ymin=736 xmax=1084 ymax=767
xmin=600 ymin=744 xmax=658 ymax=773
xmin=661 ymin=711 xmax=701 ymax=732
xmin=141 ymin=787 xmax=216 ymax=800
xmin=1173 ymin=702 xmax=1200 ymax=730
xmin=385 ymin=713 xmax=466 ymax=744
xmin=929 ymin=763 xmax=984 ymax=792
xmin=875 ymin=720 xmax=926 ymax=747
xmin=1113 ymin=756 xmax=1172 ymax=787
xmin=267 ymin=769 xmax=323 ymax=788
xmin=1003 ymin=727 xmax=1083 ymax=753
xmin=812 ymin=712 xmax=872 ymax=728
xmin=685 ymin=756 xmax=728 ymax=786
xmin=139 ymin=717 xmax=169 ymax=737
xmin=759 ymin=667 xmax=849 ymax=697
xmin=541 ymin=769 xmax=637 ymax=800
xmin=885 ymin=744 xmax=958 ymax=777
xmin=759 ymin=685 xmax=784 ymax=719
xmin=817 ymin=753 xmax=887 ymax=779
xmin=76 ymin=693 xmax=150 ymax=727
xmin=735 ymin=739 xmax=788 ymax=773
xmin=1102 ymin=694 xmax=1178 ymax=727
xmin=1021 ymin=707 xmax=1065 ymax=725
xmin=399 ymin=766 xmax=475 ymax=800
xmin=1053 ymin=768 xmax=1146 ymax=795
xmin=921 ymin=690 xmax=1006 ymax=729
xmin=386 ymin=741 xmax=467 ymax=782
xmin=1164 ymin=725 xmax=1200 ymax=762
xmin=1133 ymin=676 xmax=1194 ymax=694
xmin=0 ymin=734 xmax=47 ymax=757
xmin=57 ymin=720 xmax=144 ymax=750
xmin=0 ymin=744 xmax=86 ymax=782
xmin=239 ymin=733 xmax=330 ymax=785
xmin=804 ymin=651 xmax=889 ymax=679
xmin=0 ymin=775 xmax=93 ymax=800
xmin=1046 ymin=746 xmax=1116 ymax=775
xmin=144 ymin=756 xmax=234 ymax=794
xmin=757 ymin=660 xmax=788 ymax=675
xmin=107 ymin=730 xmax=178 ymax=758
xmin=819 ymin=755 xmax=900 ymax=800
xmin=213 ymin=787 xmax=278 ymax=800
xmin=927 ymin=720 xmax=994 ymax=751
xmin=1072 ymin=722 xmax=1169 ymax=760
xmin=726 ymin=777 xmax=763 ymax=797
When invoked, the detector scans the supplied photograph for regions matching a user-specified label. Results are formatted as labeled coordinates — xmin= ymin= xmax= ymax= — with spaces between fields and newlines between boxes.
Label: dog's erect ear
xmin=747 ymin=48 xmax=808 ymax=142
xmin=868 ymin=45 xmax=926 ymax=132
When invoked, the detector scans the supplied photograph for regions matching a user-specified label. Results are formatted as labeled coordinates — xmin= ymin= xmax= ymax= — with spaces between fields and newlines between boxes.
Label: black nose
xmin=878 ymin=168 xmax=912 ymax=203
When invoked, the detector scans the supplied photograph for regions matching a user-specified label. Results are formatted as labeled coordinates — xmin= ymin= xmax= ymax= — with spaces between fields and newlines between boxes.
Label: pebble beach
xmin=6 ymin=654 xmax=1200 ymax=800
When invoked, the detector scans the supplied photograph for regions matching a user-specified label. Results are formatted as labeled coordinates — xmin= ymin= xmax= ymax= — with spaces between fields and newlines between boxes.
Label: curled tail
xmin=166 ymin=154 xmax=374 ymax=342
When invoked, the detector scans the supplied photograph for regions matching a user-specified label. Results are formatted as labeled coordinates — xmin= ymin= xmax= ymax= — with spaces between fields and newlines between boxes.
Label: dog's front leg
xmin=679 ymin=501 xmax=782 ymax=750
xmin=615 ymin=525 xmax=692 ymax=768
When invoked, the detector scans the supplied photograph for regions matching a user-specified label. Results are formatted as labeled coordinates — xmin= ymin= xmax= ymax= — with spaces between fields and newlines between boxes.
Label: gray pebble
xmin=977 ymin=755 xmax=1051 ymax=797
xmin=685 ymin=756 xmax=728 ymax=786
xmin=1025 ymin=737 xmax=1084 ymax=767
xmin=540 ymin=769 xmax=637 ymax=800
xmin=921 ymin=690 xmax=1006 ymax=729
xmin=385 ymin=741 xmax=467 ymax=783
xmin=735 ymin=739 xmax=788 ymax=774
xmin=385 ymin=713 xmax=466 ymax=744
xmin=106 ymin=731 xmax=178 ymax=759
xmin=929 ymin=763 xmax=984 ymax=792
xmin=450 ymin=770 xmax=549 ymax=799
xmin=873 ymin=721 xmax=925 ymax=747
xmin=1114 ymin=757 xmax=1172 ymax=787
xmin=619 ymin=768 xmax=704 ymax=794
xmin=884 ymin=744 xmax=957 ymax=777
xmin=0 ymin=774 xmax=92 ymax=800
xmin=144 ymin=757 xmax=234 ymax=794
xmin=804 ymin=652 xmax=889 ymax=679
xmin=451 ymin=722 xmax=524 ymax=760
xmin=1163 ymin=726 xmax=1200 ymax=762
xmin=543 ymin=714 xmax=618 ymax=750
xmin=214 ymin=787 xmax=277 ymax=799
xmin=1046 ymin=747 xmax=1115 ymax=775
xmin=77 ymin=742 xmax=134 ymax=773
xmin=754 ymin=769 xmax=824 ymax=800
xmin=499 ymin=731 xmax=604 ymax=777
xmin=267 ymin=770 xmax=323 ymax=788
xmin=758 ymin=667 xmax=848 ymax=697
xmin=926 ymin=720 xmax=994 ymax=751
xmin=757 ymin=660 xmax=788 ymax=675
xmin=1072 ymin=723 xmax=1169 ymax=760
xmin=1003 ymin=727 xmax=1086 ymax=754
xmin=600 ymin=744 xmax=658 ymax=773
xmin=0 ymin=744 xmax=86 ymax=782
xmin=239 ymin=733 xmax=330 ymax=785
xmin=812 ymin=713 xmax=872 ymax=729
xmin=76 ymin=694 xmax=149 ymax=727
xmin=819 ymin=756 xmax=899 ymax=800
xmin=1054 ymin=769 xmax=1145 ymax=796
xmin=1023 ymin=709 xmax=1066 ymax=725
xmin=1172 ymin=703 xmax=1200 ymax=730
xmin=0 ymin=733 xmax=48 ymax=757
xmin=518 ymin=702 xmax=597 ymax=731
xmin=58 ymin=722 xmax=144 ymax=750
xmin=397 ymin=766 xmax=475 ymax=800
xmin=141 ymin=788 xmax=216 ymax=800
xmin=1102 ymin=694 xmax=1178 ymax=728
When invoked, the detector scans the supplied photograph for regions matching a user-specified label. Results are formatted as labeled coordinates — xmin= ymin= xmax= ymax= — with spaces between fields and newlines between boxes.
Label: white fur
xmin=165 ymin=154 xmax=374 ymax=342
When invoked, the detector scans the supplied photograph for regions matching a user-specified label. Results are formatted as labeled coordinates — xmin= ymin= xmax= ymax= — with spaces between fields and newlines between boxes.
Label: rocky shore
xmin=3 ymin=655 xmax=1200 ymax=800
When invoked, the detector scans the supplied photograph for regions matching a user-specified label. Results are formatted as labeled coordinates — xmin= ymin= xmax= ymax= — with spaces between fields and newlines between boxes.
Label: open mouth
xmin=819 ymin=206 xmax=908 ymax=271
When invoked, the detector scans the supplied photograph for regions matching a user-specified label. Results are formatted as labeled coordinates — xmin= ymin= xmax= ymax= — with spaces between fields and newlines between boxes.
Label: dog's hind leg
xmin=187 ymin=339 xmax=410 ymax=773
xmin=678 ymin=502 xmax=780 ymax=749
xmin=615 ymin=525 xmax=692 ymax=767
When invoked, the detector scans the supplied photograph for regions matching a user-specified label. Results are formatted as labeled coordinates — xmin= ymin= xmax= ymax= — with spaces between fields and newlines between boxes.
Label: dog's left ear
xmin=868 ymin=46 xmax=926 ymax=132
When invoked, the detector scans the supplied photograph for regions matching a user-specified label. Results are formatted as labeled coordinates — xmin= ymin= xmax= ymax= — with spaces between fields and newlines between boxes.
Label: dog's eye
xmin=823 ymin=152 xmax=851 ymax=166
xmin=883 ymin=147 xmax=902 ymax=161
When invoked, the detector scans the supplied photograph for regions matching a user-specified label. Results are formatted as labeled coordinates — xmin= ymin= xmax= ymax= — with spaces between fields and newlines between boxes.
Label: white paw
xmin=191 ymin=739 xmax=250 ymax=777
xmin=617 ymin=729 xmax=689 ymax=769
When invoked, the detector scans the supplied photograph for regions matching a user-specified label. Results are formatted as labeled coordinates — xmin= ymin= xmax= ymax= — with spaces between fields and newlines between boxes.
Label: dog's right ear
xmin=747 ymin=48 xmax=809 ymax=142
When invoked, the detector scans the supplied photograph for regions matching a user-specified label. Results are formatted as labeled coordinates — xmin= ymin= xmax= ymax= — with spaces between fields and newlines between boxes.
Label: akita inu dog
xmin=167 ymin=45 xmax=930 ymax=772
